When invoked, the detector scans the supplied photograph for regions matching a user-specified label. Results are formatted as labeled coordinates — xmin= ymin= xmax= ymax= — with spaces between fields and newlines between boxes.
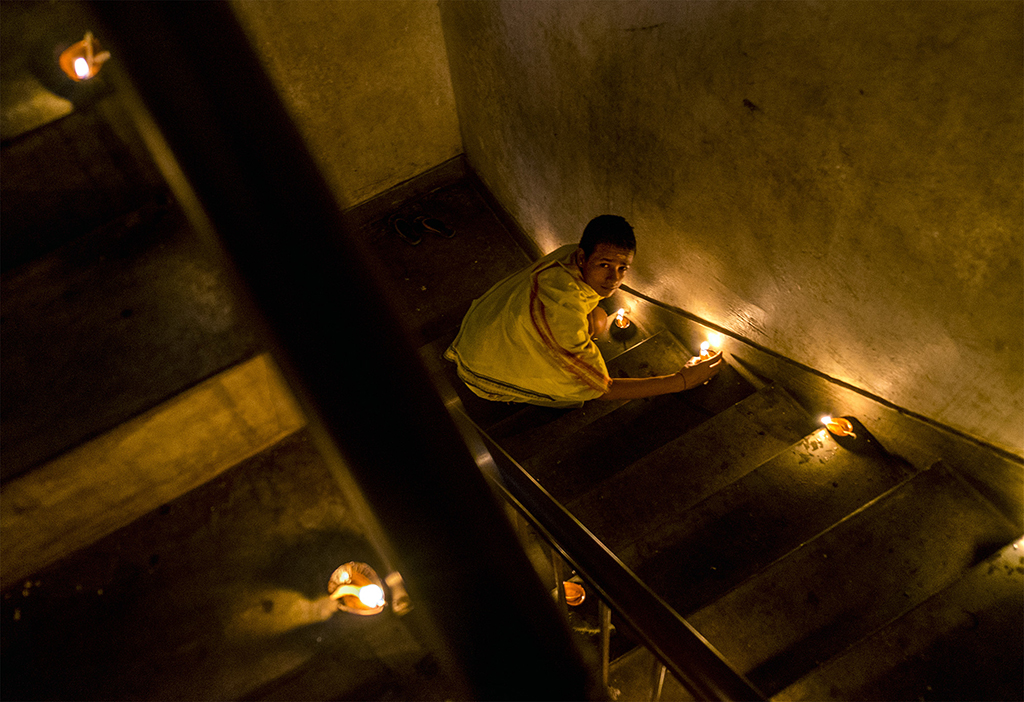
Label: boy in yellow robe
xmin=444 ymin=215 xmax=722 ymax=407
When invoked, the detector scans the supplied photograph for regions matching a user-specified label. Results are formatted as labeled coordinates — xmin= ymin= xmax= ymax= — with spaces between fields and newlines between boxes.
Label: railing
xmin=446 ymin=398 xmax=764 ymax=701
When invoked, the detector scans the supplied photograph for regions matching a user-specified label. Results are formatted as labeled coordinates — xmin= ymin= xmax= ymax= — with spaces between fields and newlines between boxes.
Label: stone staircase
xmin=424 ymin=320 xmax=1023 ymax=700
xmin=4 ymin=171 xmax=1018 ymax=700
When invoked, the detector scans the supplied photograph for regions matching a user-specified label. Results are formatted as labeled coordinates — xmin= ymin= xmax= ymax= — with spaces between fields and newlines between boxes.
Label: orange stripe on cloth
xmin=528 ymin=262 xmax=610 ymax=395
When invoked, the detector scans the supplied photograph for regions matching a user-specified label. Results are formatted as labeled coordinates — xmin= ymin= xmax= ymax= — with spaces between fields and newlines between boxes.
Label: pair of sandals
xmin=389 ymin=214 xmax=455 ymax=246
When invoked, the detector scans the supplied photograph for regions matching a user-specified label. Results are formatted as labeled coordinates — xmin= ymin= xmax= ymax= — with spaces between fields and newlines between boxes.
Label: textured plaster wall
xmin=439 ymin=0 xmax=1024 ymax=454
xmin=231 ymin=0 xmax=461 ymax=208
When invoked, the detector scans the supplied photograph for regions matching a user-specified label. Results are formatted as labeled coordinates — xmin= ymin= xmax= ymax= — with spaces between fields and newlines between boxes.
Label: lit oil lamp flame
xmin=328 ymin=562 xmax=386 ymax=614
xmin=613 ymin=308 xmax=630 ymax=329
xmin=59 ymin=31 xmax=111 ymax=82
xmin=821 ymin=415 xmax=857 ymax=439
xmin=331 ymin=583 xmax=385 ymax=608
xmin=700 ymin=332 xmax=724 ymax=359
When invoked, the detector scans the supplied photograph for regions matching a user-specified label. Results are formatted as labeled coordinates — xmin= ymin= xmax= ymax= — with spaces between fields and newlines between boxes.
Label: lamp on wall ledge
xmin=328 ymin=561 xmax=386 ymax=615
xmin=59 ymin=31 xmax=110 ymax=82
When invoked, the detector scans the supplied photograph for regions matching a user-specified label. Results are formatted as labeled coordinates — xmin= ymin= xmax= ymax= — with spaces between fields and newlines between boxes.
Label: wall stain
xmin=625 ymin=23 xmax=666 ymax=32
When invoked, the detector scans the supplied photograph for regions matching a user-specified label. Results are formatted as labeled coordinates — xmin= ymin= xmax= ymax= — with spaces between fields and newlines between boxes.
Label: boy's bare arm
xmin=588 ymin=307 xmax=610 ymax=339
xmin=598 ymin=352 xmax=723 ymax=401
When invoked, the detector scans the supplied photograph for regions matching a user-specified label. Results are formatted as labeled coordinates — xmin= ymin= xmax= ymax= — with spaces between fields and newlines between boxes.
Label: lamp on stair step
xmin=610 ymin=308 xmax=637 ymax=341
xmin=327 ymin=561 xmax=386 ymax=615
xmin=613 ymin=308 xmax=630 ymax=329
xmin=822 ymin=415 xmax=857 ymax=439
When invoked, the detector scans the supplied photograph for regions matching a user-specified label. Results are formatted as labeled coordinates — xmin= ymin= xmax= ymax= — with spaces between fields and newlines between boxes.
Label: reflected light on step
xmin=226 ymin=588 xmax=340 ymax=640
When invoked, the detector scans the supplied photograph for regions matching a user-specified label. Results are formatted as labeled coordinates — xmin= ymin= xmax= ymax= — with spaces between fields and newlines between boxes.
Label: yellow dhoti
xmin=444 ymin=245 xmax=611 ymax=407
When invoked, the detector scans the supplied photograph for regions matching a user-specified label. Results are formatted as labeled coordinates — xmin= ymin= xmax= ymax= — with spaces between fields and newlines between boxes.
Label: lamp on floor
xmin=59 ymin=31 xmax=110 ymax=82
xmin=328 ymin=561 xmax=386 ymax=615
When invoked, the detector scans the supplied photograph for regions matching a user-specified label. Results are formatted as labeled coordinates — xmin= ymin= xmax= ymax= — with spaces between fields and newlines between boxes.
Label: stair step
xmin=522 ymin=393 xmax=756 ymax=506
xmin=776 ymin=539 xmax=1024 ymax=701
xmin=625 ymin=423 xmax=915 ymax=618
xmin=685 ymin=462 xmax=1020 ymax=695
xmin=566 ymin=385 xmax=817 ymax=556
xmin=493 ymin=332 xmax=691 ymax=460
xmin=518 ymin=335 xmax=758 ymax=504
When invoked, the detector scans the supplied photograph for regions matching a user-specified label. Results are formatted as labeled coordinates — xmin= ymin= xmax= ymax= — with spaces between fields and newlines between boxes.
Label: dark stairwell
xmin=2 ymin=2 xmax=1021 ymax=700
xmin=3 ymin=158 xmax=1021 ymax=701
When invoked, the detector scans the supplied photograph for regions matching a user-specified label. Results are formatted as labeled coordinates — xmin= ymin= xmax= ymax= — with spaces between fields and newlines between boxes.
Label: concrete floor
xmin=1 ymin=176 xmax=661 ymax=700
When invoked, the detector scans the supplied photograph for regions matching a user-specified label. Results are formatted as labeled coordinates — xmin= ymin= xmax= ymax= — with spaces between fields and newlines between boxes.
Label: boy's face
xmin=576 ymin=243 xmax=634 ymax=298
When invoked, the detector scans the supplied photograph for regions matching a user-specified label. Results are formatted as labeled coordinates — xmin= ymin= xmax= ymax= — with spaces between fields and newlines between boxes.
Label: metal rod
xmin=651 ymin=660 xmax=667 ymax=702
xmin=553 ymin=551 xmax=569 ymax=618
xmin=600 ymin=599 xmax=612 ymax=689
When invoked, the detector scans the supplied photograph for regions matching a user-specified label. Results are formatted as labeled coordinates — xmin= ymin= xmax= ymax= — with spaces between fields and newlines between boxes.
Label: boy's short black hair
xmin=579 ymin=215 xmax=636 ymax=258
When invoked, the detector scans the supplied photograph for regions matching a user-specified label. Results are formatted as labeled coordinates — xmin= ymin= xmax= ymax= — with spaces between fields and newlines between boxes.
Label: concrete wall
xmin=232 ymin=0 xmax=462 ymax=209
xmin=439 ymin=0 xmax=1023 ymax=455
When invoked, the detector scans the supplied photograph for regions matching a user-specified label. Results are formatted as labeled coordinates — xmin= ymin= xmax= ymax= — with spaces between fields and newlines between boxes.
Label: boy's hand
xmin=679 ymin=350 xmax=724 ymax=387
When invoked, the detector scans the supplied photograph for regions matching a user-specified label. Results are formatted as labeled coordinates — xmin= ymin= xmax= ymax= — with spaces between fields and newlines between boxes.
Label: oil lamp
xmin=610 ymin=307 xmax=637 ymax=340
xmin=821 ymin=415 xmax=857 ymax=439
xmin=613 ymin=308 xmax=630 ymax=329
xmin=59 ymin=31 xmax=111 ymax=82
xmin=562 ymin=580 xmax=586 ymax=607
xmin=328 ymin=561 xmax=386 ymax=615
xmin=700 ymin=332 xmax=723 ymax=359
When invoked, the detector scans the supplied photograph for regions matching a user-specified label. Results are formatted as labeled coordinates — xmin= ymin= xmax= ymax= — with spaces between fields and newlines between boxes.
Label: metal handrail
xmin=447 ymin=400 xmax=764 ymax=701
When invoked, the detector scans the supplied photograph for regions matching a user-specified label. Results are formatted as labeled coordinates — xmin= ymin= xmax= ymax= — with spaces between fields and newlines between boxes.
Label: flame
xmin=358 ymin=584 xmax=385 ymax=607
xmin=59 ymin=31 xmax=111 ymax=82
xmin=613 ymin=308 xmax=630 ymax=329
xmin=822 ymin=415 xmax=857 ymax=438
xmin=330 ymin=583 xmax=384 ymax=608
